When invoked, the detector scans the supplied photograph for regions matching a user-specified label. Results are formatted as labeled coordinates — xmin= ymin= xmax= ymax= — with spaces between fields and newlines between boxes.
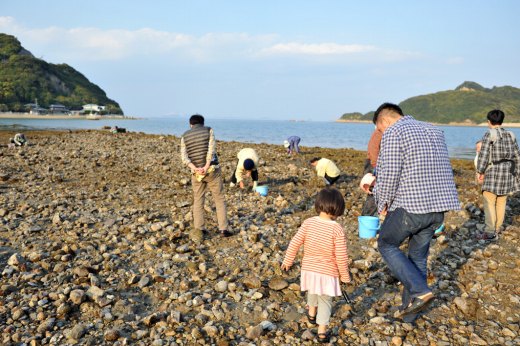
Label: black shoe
xmin=317 ymin=332 xmax=330 ymax=343
xmin=400 ymin=295 xmax=435 ymax=317
xmin=220 ymin=230 xmax=233 ymax=237
xmin=476 ymin=231 xmax=497 ymax=241
xmin=306 ymin=311 xmax=317 ymax=325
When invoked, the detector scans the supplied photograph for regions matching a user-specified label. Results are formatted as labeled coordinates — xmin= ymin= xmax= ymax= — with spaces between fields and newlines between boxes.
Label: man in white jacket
xmin=230 ymin=148 xmax=259 ymax=189
xmin=310 ymin=157 xmax=341 ymax=186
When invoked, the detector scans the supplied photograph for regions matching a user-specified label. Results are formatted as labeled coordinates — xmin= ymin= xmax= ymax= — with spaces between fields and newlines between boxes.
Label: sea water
xmin=2 ymin=116 xmax=519 ymax=159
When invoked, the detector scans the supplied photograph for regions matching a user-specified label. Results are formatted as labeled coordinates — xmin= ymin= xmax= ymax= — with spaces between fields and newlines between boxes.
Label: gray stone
xmin=301 ymin=329 xmax=314 ymax=340
xmin=268 ymin=277 xmax=288 ymax=291
xmin=203 ymin=325 xmax=219 ymax=338
xmin=104 ymin=329 xmax=120 ymax=341
xmin=215 ymin=280 xmax=228 ymax=292
xmin=7 ymin=253 xmax=25 ymax=267
xmin=138 ymin=275 xmax=151 ymax=288
xmin=73 ymin=266 xmax=90 ymax=277
xmin=69 ymin=289 xmax=85 ymax=305
xmin=243 ymin=276 xmax=262 ymax=289
xmin=246 ymin=324 xmax=264 ymax=340
xmin=68 ymin=323 xmax=88 ymax=341
xmin=52 ymin=213 xmax=62 ymax=225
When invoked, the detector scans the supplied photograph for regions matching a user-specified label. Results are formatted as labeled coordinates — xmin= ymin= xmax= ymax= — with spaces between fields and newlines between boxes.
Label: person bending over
xmin=230 ymin=148 xmax=260 ymax=190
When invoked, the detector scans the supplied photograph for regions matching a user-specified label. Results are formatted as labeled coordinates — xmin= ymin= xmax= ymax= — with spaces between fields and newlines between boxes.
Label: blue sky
xmin=1 ymin=1 xmax=519 ymax=120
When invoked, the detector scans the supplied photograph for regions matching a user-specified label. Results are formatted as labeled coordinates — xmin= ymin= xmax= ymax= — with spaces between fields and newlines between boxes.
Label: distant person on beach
xmin=281 ymin=187 xmax=351 ymax=343
xmin=373 ymin=103 xmax=459 ymax=322
xmin=284 ymin=136 xmax=301 ymax=155
xmin=360 ymin=129 xmax=382 ymax=216
xmin=180 ymin=114 xmax=231 ymax=240
xmin=310 ymin=157 xmax=341 ymax=186
xmin=110 ymin=126 xmax=126 ymax=134
xmin=475 ymin=109 xmax=520 ymax=241
xmin=9 ymin=133 xmax=27 ymax=147
xmin=230 ymin=148 xmax=259 ymax=190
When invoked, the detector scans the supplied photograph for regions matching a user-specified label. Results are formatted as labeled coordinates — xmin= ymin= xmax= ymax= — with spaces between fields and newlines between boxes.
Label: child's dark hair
xmin=309 ymin=157 xmax=321 ymax=164
xmin=315 ymin=187 xmax=345 ymax=217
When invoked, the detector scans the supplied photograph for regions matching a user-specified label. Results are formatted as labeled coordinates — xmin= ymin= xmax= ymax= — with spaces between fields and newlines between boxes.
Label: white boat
xmin=86 ymin=114 xmax=101 ymax=120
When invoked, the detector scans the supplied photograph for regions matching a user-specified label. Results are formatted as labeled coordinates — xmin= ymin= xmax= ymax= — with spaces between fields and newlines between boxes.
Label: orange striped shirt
xmin=282 ymin=216 xmax=351 ymax=282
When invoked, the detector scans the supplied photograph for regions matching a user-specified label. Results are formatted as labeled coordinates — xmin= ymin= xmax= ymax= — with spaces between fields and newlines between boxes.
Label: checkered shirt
xmin=374 ymin=115 xmax=460 ymax=214
xmin=476 ymin=128 xmax=520 ymax=195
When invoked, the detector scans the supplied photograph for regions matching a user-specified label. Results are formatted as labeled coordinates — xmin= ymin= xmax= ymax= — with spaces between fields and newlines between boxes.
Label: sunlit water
xmin=2 ymin=117 xmax=519 ymax=159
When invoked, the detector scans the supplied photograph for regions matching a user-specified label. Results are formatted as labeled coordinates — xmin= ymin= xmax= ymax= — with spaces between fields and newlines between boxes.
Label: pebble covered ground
xmin=0 ymin=129 xmax=519 ymax=346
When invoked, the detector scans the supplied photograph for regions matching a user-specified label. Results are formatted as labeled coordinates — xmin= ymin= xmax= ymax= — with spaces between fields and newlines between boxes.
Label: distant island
xmin=339 ymin=81 xmax=520 ymax=124
xmin=0 ymin=33 xmax=123 ymax=116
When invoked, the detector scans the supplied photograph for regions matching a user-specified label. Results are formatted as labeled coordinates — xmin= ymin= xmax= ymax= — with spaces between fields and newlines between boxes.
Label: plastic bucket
xmin=358 ymin=216 xmax=380 ymax=239
xmin=255 ymin=185 xmax=269 ymax=196
xmin=434 ymin=224 xmax=445 ymax=236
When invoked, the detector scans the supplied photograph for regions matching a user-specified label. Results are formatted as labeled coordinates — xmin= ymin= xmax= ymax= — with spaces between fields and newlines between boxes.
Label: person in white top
xmin=310 ymin=157 xmax=341 ymax=186
xmin=229 ymin=148 xmax=260 ymax=189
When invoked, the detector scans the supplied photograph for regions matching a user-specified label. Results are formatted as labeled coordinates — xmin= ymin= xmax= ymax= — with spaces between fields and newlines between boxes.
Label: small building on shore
xmin=25 ymin=103 xmax=47 ymax=115
xmin=49 ymin=104 xmax=71 ymax=115
xmin=82 ymin=104 xmax=105 ymax=114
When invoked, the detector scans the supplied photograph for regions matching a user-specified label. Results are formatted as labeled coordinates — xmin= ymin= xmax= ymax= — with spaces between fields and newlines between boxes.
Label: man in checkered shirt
xmin=373 ymin=103 xmax=460 ymax=322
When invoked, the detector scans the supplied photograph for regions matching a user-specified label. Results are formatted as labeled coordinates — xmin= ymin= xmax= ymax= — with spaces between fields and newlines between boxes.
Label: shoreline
xmin=0 ymin=112 xmax=139 ymax=120
xmin=336 ymin=119 xmax=520 ymax=128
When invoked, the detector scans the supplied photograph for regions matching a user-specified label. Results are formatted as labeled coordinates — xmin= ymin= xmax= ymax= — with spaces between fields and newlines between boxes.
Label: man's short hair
xmin=373 ymin=103 xmax=404 ymax=124
xmin=487 ymin=109 xmax=505 ymax=125
xmin=315 ymin=187 xmax=345 ymax=217
xmin=189 ymin=114 xmax=205 ymax=125
xmin=243 ymin=159 xmax=255 ymax=171
xmin=309 ymin=157 xmax=321 ymax=164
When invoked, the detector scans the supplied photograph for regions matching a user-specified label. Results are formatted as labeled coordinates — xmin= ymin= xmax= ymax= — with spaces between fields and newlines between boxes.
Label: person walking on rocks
xmin=281 ymin=187 xmax=351 ymax=343
xmin=476 ymin=109 xmax=520 ymax=241
xmin=373 ymin=103 xmax=459 ymax=322
xmin=229 ymin=148 xmax=260 ymax=190
xmin=310 ymin=157 xmax=341 ymax=186
xmin=180 ymin=114 xmax=231 ymax=239
xmin=284 ymin=135 xmax=301 ymax=155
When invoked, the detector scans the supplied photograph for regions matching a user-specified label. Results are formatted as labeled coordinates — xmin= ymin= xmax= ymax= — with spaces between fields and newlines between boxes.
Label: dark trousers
xmin=230 ymin=165 xmax=258 ymax=184
xmin=361 ymin=194 xmax=378 ymax=216
xmin=324 ymin=173 xmax=339 ymax=185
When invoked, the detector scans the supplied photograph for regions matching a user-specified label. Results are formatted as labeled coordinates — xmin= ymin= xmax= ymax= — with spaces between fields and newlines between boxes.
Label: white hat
xmin=283 ymin=140 xmax=290 ymax=148
xmin=359 ymin=173 xmax=376 ymax=189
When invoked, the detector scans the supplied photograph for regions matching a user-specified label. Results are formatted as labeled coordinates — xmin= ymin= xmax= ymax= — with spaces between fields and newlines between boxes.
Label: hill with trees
xmin=339 ymin=81 xmax=520 ymax=123
xmin=0 ymin=33 xmax=123 ymax=114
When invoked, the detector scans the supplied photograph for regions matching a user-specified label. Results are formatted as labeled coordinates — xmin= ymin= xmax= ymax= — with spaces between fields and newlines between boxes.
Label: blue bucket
xmin=358 ymin=216 xmax=380 ymax=239
xmin=434 ymin=223 xmax=445 ymax=236
xmin=255 ymin=185 xmax=268 ymax=196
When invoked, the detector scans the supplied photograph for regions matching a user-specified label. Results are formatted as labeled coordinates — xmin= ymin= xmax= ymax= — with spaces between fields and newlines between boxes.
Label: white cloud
xmin=0 ymin=16 xmax=420 ymax=64
xmin=261 ymin=42 xmax=376 ymax=55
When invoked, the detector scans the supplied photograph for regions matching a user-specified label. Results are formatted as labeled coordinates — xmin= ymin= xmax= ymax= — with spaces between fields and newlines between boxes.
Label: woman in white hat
xmin=285 ymin=136 xmax=301 ymax=155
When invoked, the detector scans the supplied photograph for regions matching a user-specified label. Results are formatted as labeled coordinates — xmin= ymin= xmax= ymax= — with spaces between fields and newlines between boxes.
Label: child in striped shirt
xmin=281 ymin=187 xmax=351 ymax=343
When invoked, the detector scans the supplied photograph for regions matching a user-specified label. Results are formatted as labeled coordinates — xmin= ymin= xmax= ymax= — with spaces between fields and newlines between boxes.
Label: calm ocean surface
xmin=2 ymin=116 xmax=520 ymax=159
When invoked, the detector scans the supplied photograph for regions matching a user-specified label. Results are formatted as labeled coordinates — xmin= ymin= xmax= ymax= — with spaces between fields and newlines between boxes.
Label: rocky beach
xmin=1 ymin=130 xmax=519 ymax=346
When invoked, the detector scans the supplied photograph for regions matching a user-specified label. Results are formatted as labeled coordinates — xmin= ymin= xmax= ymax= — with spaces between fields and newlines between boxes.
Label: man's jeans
xmin=377 ymin=208 xmax=443 ymax=317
